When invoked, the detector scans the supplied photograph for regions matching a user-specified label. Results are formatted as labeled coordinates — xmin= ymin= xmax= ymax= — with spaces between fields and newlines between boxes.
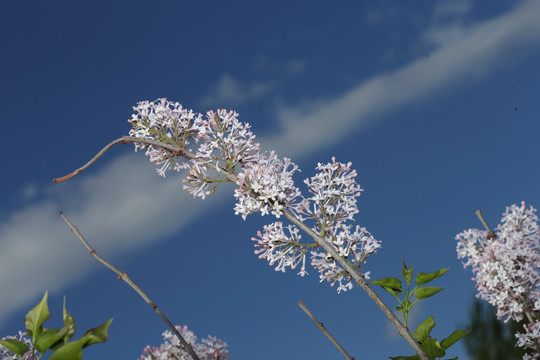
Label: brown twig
xmin=474 ymin=209 xmax=496 ymax=240
xmin=297 ymin=300 xmax=355 ymax=360
xmin=284 ymin=210 xmax=427 ymax=359
xmin=59 ymin=212 xmax=201 ymax=360
xmin=53 ymin=136 xmax=197 ymax=183
xmin=54 ymin=136 xmax=429 ymax=360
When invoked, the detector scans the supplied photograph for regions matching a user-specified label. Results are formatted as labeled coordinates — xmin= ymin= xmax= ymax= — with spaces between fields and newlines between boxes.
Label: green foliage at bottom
xmin=0 ymin=292 xmax=112 ymax=360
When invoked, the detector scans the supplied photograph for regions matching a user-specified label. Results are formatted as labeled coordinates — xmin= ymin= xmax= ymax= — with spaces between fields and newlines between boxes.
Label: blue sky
xmin=1 ymin=1 xmax=540 ymax=359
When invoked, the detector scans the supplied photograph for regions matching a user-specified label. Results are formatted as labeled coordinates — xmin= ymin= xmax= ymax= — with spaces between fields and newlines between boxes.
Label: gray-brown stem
xmin=298 ymin=300 xmax=355 ymax=360
xmin=54 ymin=136 xmax=429 ymax=360
xmin=59 ymin=212 xmax=201 ymax=360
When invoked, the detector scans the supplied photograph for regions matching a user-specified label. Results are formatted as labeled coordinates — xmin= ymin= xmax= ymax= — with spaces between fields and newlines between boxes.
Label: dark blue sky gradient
xmin=1 ymin=1 xmax=539 ymax=359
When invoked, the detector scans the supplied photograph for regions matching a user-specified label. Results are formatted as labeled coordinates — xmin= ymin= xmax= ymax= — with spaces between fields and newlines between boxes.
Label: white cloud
xmin=286 ymin=60 xmax=306 ymax=75
xmin=21 ymin=183 xmax=38 ymax=200
xmin=423 ymin=23 xmax=469 ymax=47
xmin=0 ymin=153 xmax=229 ymax=324
xmin=433 ymin=0 xmax=473 ymax=19
xmin=262 ymin=0 xmax=540 ymax=158
xmin=2 ymin=0 xmax=540 ymax=326
xmin=199 ymin=73 xmax=277 ymax=107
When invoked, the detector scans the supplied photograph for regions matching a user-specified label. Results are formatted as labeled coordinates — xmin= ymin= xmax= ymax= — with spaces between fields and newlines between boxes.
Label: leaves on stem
xmin=440 ymin=329 xmax=471 ymax=350
xmin=413 ymin=287 xmax=444 ymax=300
xmin=414 ymin=316 xmax=436 ymax=343
xmin=82 ymin=318 xmax=113 ymax=346
xmin=0 ymin=339 xmax=30 ymax=357
xmin=35 ymin=326 xmax=70 ymax=353
xmin=402 ymin=258 xmax=414 ymax=284
xmin=415 ymin=268 xmax=448 ymax=286
xmin=25 ymin=291 xmax=50 ymax=337
xmin=380 ymin=261 xmax=469 ymax=360
xmin=3 ymin=292 xmax=112 ymax=359
xmin=370 ymin=277 xmax=402 ymax=296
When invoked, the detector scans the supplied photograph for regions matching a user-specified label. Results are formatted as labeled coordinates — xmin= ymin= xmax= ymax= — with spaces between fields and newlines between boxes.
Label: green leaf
xmin=414 ymin=316 xmax=435 ymax=342
xmin=421 ymin=337 xmax=445 ymax=359
xmin=402 ymin=299 xmax=413 ymax=312
xmin=81 ymin=318 xmax=113 ymax=347
xmin=413 ymin=287 xmax=444 ymax=300
xmin=444 ymin=357 xmax=458 ymax=360
xmin=49 ymin=338 xmax=85 ymax=360
xmin=0 ymin=339 xmax=30 ymax=357
xmin=63 ymin=296 xmax=76 ymax=342
xmin=415 ymin=268 xmax=449 ymax=286
xmin=371 ymin=277 xmax=402 ymax=295
xmin=25 ymin=291 xmax=50 ymax=337
xmin=402 ymin=258 xmax=413 ymax=285
xmin=389 ymin=356 xmax=419 ymax=360
xmin=35 ymin=325 xmax=70 ymax=353
xmin=440 ymin=329 xmax=471 ymax=350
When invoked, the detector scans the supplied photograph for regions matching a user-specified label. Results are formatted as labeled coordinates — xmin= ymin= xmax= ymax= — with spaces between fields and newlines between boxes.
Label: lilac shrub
xmin=457 ymin=202 xmax=540 ymax=359
xmin=140 ymin=325 xmax=229 ymax=360
xmin=128 ymin=99 xmax=381 ymax=293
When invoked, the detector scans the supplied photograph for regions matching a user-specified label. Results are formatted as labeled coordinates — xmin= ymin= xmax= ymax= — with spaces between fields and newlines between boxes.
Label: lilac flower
xmin=456 ymin=202 xmax=540 ymax=322
xmin=128 ymin=100 xmax=259 ymax=199
xmin=0 ymin=331 xmax=33 ymax=360
xmin=516 ymin=322 xmax=540 ymax=359
xmin=129 ymin=99 xmax=204 ymax=176
xmin=252 ymin=158 xmax=380 ymax=292
xmin=234 ymin=151 xmax=301 ymax=219
xmin=129 ymin=100 xmax=380 ymax=293
xmin=300 ymin=157 xmax=362 ymax=226
xmin=140 ymin=325 xmax=229 ymax=360
xmin=252 ymin=222 xmax=310 ymax=276
xmin=311 ymin=224 xmax=380 ymax=293
xmin=457 ymin=202 xmax=540 ymax=358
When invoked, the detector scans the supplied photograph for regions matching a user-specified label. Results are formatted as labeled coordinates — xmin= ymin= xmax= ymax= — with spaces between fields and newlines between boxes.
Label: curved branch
xmin=474 ymin=209 xmax=496 ymax=240
xmin=53 ymin=136 xmax=207 ymax=183
xmin=54 ymin=136 xmax=428 ymax=360
xmin=283 ymin=210 xmax=427 ymax=359
xmin=298 ymin=300 xmax=355 ymax=360
xmin=59 ymin=212 xmax=201 ymax=360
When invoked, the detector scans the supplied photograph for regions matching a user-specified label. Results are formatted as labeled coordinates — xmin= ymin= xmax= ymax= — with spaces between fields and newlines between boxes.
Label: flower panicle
xmin=140 ymin=325 xmax=230 ymax=360
xmin=457 ymin=202 xmax=540 ymax=358
xmin=129 ymin=99 xmax=380 ymax=293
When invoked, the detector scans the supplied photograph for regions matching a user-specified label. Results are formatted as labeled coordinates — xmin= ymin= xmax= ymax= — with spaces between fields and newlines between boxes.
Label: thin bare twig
xmin=474 ymin=209 xmax=496 ymax=240
xmin=297 ymin=300 xmax=355 ymax=360
xmin=54 ymin=136 xmax=429 ymax=360
xmin=59 ymin=212 xmax=201 ymax=360
xmin=283 ymin=210 xmax=427 ymax=359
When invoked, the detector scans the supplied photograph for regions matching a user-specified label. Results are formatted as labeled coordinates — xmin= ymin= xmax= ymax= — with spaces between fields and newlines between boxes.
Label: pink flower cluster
xmin=252 ymin=158 xmax=380 ymax=292
xmin=129 ymin=100 xmax=380 ymax=292
xmin=129 ymin=100 xmax=259 ymax=198
xmin=304 ymin=160 xmax=380 ymax=292
xmin=456 ymin=202 xmax=540 ymax=357
xmin=140 ymin=325 xmax=229 ymax=360
xmin=234 ymin=151 xmax=301 ymax=219
xmin=517 ymin=322 xmax=540 ymax=360
xmin=0 ymin=331 xmax=33 ymax=360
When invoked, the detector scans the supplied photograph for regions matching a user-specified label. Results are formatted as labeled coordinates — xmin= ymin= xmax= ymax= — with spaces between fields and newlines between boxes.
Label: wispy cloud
xmin=262 ymin=0 xmax=540 ymax=158
xmin=1 ymin=0 xmax=540 ymax=326
xmin=433 ymin=0 xmax=473 ymax=19
xmin=0 ymin=154 xmax=228 ymax=324
xmin=199 ymin=73 xmax=277 ymax=107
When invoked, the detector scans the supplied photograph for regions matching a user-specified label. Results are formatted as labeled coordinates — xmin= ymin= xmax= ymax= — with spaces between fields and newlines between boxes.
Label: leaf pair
xmin=390 ymin=316 xmax=470 ymax=360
